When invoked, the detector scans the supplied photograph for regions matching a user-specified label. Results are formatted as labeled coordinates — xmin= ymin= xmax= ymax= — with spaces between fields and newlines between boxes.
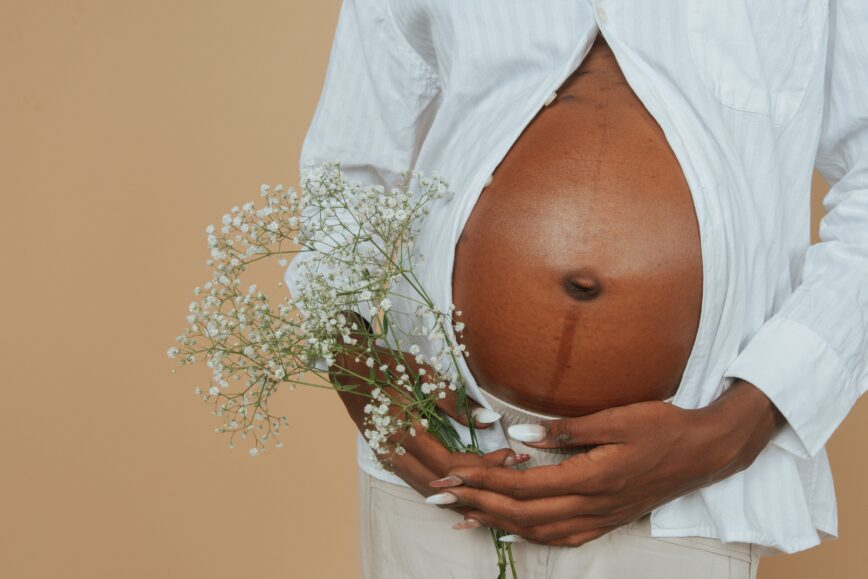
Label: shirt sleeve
xmin=283 ymin=0 xmax=440 ymax=333
xmin=722 ymin=0 xmax=868 ymax=460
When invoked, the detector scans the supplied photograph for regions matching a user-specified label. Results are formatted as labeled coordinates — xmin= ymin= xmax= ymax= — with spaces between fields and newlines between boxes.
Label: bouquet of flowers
xmin=167 ymin=161 xmax=520 ymax=577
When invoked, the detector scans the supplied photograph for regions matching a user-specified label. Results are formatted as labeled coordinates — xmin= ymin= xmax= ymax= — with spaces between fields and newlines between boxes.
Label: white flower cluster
xmin=169 ymin=161 xmax=470 ymax=464
xmin=169 ymin=180 xmax=306 ymax=455
xmin=168 ymin=161 xmax=519 ymax=577
xmin=288 ymin=163 xmax=466 ymax=458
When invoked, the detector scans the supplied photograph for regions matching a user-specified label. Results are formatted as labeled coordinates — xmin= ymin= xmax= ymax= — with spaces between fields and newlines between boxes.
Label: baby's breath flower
xmin=169 ymin=161 xmax=471 ymax=472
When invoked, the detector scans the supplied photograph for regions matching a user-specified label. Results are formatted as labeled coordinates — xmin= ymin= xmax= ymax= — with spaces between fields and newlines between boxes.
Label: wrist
xmin=694 ymin=379 xmax=787 ymax=481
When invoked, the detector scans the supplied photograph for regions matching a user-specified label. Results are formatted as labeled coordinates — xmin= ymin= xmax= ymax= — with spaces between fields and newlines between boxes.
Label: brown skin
xmin=452 ymin=32 xmax=703 ymax=416
xmin=438 ymin=380 xmax=786 ymax=545
xmin=331 ymin=33 xmax=786 ymax=546
xmin=329 ymin=313 xmax=524 ymax=515
xmin=333 ymin=335 xmax=785 ymax=546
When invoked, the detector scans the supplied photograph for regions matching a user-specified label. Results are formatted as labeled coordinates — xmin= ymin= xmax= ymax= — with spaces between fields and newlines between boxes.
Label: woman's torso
xmin=451 ymin=33 xmax=703 ymax=417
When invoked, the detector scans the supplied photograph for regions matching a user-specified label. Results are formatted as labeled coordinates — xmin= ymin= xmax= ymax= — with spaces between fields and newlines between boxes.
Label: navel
xmin=562 ymin=268 xmax=604 ymax=301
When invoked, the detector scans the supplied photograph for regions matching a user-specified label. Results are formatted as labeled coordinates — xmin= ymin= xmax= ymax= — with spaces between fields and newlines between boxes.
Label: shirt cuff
xmin=722 ymin=315 xmax=857 ymax=460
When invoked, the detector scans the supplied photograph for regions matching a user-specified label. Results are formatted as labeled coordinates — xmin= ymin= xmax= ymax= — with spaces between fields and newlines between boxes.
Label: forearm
xmin=327 ymin=309 xmax=420 ymax=431
xmin=327 ymin=309 xmax=375 ymax=386
xmin=695 ymin=379 xmax=788 ymax=484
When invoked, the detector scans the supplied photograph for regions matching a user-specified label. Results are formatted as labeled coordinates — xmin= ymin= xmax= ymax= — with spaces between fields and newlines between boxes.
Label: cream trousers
xmin=358 ymin=387 xmax=760 ymax=579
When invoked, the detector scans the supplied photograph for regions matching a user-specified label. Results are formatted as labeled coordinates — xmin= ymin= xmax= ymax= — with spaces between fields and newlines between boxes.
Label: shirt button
xmin=596 ymin=6 xmax=608 ymax=24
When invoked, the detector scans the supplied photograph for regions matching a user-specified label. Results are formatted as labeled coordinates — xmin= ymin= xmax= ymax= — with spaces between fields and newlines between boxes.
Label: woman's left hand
xmin=430 ymin=379 xmax=785 ymax=546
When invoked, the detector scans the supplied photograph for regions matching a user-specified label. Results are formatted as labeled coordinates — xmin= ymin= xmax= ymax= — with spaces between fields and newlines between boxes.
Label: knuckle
xmin=388 ymin=460 xmax=407 ymax=480
xmin=485 ymin=449 xmax=510 ymax=466
xmin=456 ymin=491 xmax=476 ymax=509
xmin=501 ymin=473 xmax=529 ymax=499
xmin=588 ymin=495 xmax=617 ymax=516
xmin=514 ymin=514 xmax=534 ymax=529
xmin=600 ymin=473 xmax=624 ymax=494
xmin=536 ymin=525 xmax=563 ymax=543
xmin=441 ymin=454 xmax=461 ymax=472
xmin=580 ymin=475 xmax=604 ymax=495
xmin=545 ymin=421 xmax=574 ymax=445
xmin=464 ymin=470 xmax=485 ymax=488
xmin=480 ymin=469 xmax=500 ymax=491
xmin=506 ymin=505 xmax=530 ymax=528
xmin=423 ymin=455 xmax=446 ymax=476
xmin=583 ymin=470 xmax=613 ymax=494
xmin=566 ymin=533 xmax=593 ymax=548
xmin=510 ymin=483 xmax=529 ymax=501
xmin=522 ymin=526 xmax=545 ymax=542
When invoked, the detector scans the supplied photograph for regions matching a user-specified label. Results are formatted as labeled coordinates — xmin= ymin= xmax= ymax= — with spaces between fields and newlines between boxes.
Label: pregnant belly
xmin=451 ymin=34 xmax=703 ymax=417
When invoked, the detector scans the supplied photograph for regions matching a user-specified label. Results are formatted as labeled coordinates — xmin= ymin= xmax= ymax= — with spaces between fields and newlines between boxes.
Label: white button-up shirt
xmin=284 ymin=0 xmax=868 ymax=555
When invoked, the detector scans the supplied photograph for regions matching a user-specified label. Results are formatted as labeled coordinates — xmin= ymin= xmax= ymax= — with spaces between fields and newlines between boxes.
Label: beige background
xmin=1 ymin=2 xmax=865 ymax=577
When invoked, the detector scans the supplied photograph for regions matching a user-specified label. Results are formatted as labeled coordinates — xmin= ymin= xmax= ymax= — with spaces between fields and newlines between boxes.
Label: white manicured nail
xmin=472 ymin=408 xmax=502 ymax=424
xmin=425 ymin=492 xmax=458 ymax=505
xmin=498 ymin=534 xmax=526 ymax=543
xmin=508 ymin=424 xmax=546 ymax=443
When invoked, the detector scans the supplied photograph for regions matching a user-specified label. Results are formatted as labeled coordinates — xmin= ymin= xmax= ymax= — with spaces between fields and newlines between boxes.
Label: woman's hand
xmin=328 ymin=311 xmax=525 ymax=508
xmin=429 ymin=379 xmax=785 ymax=545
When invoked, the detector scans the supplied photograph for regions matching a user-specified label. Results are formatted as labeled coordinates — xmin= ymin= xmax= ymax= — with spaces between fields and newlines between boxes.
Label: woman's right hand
xmin=328 ymin=311 xmax=526 ymax=508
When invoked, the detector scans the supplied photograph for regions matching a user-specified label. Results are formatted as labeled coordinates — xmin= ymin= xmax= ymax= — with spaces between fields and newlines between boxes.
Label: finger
xmin=399 ymin=427 xmax=520 ymax=476
xmin=435 ymin=389 xmax=501 ymax=429
xmin=377 ymin=441 xmax=473 ymax=520
xmin=482 ymin=448 xmax=526 ymax=468
xmin=393 ymin=427 xmax=465 ymax=474
xmin=508 ymin=408 xmax=628 ymax=449
xmin=429 ymin=448 xmax=525 ymax=482
xmin=444 ymin=485 xmax=612 ymax=527
xmin=448 ymin=453 xmax=613 ymax=499
xmin=393 ymin=352 xmax=498 ymax=430
xmin=544 ymin=525 xmax=619 ymax=547
xmin=376 ymin=440 xmax=439 ymax=497
xmin=464 ymin=509 xmax=620 ymax=546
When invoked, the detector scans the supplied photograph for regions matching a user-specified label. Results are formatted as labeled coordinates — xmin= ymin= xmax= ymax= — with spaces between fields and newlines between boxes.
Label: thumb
xmin=401 ymin=353 xmax=501 ymax=430
xmin=508 ymin=408 xmax=627 ymax=449
xmin=480 ymin=447 xmax=528 ymax=467
xmin=435 ymin=389 xmax=502 ymax=430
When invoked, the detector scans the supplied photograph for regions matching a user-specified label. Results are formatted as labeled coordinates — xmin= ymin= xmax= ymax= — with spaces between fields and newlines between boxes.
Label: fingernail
xmin=429 ymin=475 xmax=464 ymax=488
xmin=472 ymin=408 xmax=502 ymax=424
xmin=503 ymin=453 xmax=531 ymax=467
xmin=452 ymin=519 xmax=481 ymax=530
xmin=508 ymin=424 xmax=546 ymax=443
xmin=425 ymin=492 xmax=458 ymax=505
xmin=498 ymin=534 xmax=526 ymax=543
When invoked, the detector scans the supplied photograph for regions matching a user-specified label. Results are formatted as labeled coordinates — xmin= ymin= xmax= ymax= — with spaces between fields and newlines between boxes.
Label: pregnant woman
xmin=332 ymin=33 xmax=766 ymax=579
xmin=285 ymin=0 xmax=868 ymax=577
